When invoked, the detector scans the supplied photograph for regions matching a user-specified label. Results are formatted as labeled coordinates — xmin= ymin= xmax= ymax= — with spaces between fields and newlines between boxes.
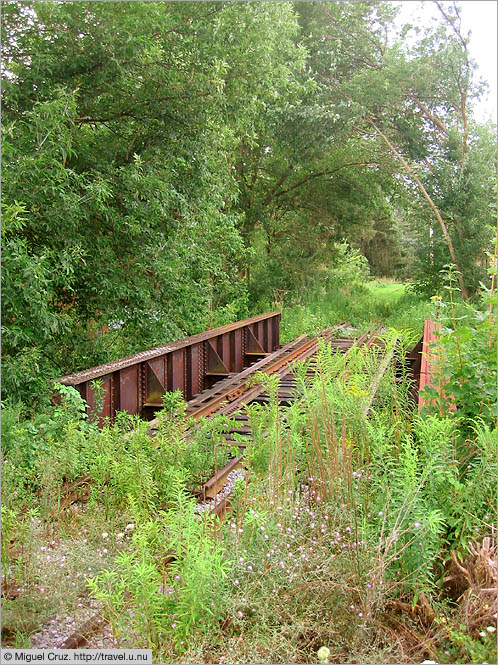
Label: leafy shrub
xmin=421 ymin=281 xmax=497 ymax=431
xmin=327 ymin=241 xmax=371 ymax=292
xmin=1 ymin=385 xmax=96 ymax=509
xmin=88 ymin=482 xmax=228 ymax=649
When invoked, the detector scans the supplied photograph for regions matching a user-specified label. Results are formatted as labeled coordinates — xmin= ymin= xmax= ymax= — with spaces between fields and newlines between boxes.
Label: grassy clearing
xmin=279 ymin=280 xmax=429 ymax=344
xmin=2 ymin=285 xmax=496 ymax=663
xmin=365 ymin=279 xmax=407 ymax=303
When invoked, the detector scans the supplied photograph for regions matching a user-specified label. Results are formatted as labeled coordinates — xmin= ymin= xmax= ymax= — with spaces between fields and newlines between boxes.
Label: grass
xmin=365 ymin=279 xmax=407 ymax=303
xmin=279 ymin=279 xmax=429 ymax=344
xmin=2 ymin=282 xmax=496 ymax=663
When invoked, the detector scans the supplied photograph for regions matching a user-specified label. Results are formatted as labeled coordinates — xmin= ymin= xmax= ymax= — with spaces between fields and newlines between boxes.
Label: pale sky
xmin=395 ymin=1 xmax=497 ymax=123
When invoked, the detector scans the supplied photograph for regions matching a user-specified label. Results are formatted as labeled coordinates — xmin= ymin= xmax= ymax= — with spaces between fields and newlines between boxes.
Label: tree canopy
xmin=2 ymin=1 xmax=496 ymax=406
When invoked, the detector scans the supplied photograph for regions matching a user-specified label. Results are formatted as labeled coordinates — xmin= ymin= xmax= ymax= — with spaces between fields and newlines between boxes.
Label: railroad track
xmin=50 ymin=324 xmax=390 ymax=523
xmin=147 ymin=323 xmax=387 ymax=517
xmin=36 ymin=323 xmax=400 ymax=650
xmin=207 ymin=326 xmax=388 ymax=517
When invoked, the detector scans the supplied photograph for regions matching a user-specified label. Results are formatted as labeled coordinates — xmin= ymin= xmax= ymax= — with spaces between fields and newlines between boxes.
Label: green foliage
xmin=3 ymin=0 xmax=495 ymax=410
xmin=2 ymin=2 xmax=497 ymax=659
xmin=280 ymin=279 xmax=408 ymax=343
xmin=326 ymin=242 xmax=371 ymax=292
xmin=1 ymin=384 xmax=96 ymax=508
xmin=421 ymin=267 xmax=497 ymax=431
xmin=88 ymin=485 xmax=227 ymax=648
xmin=2 ymin=1 xmax=303 ymax=405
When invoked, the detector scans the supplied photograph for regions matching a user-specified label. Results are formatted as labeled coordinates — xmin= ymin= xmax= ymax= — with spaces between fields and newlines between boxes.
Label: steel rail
xmin=208 ymin=325 xmax=387 ymax=517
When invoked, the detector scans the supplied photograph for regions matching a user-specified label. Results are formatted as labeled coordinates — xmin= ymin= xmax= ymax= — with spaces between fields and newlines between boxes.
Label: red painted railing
xmin=57 ymin=312 xmax=281 ymax=424
xmin=418 ymin=318 xmax=456 ymax=412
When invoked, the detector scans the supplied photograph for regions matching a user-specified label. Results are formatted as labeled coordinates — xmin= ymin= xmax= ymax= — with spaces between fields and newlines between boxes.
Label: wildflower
xmin=242 ymin=598 xmax=247 ymax=603
xmin=378 ymin=511 xmax=383 ymax=516
xmin=247 ymin=565 xmax=253 ymax=571
xmin=102 ymin=548 xmax=108 ymax=554
xmin=317 ymin=646 xmax=330 ymax=663
xmin=116 ymin=533 xmax=124 ymax=539
xmin=171 ymin=623 xmax=177 ymax=629
xmin=237 ymin=611 xmax=243 ymax=618
xmin=414 ymin=521 xmax=421 ymax=528
xmin=102 ymin=533 xmax=108 ymax=539
xmin=125 ymin=524 xmax=134 ymax=531
xmin=234 ymin=579 xmax=239 ymax=586
xmin=486 ymin=626 xmax=496 ymax=633
xmin=345 ymin=526 xmax=351 ymax=533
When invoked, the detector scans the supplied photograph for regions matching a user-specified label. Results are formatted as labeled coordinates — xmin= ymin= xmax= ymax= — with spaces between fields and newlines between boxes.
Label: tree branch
xmin=366 ymin=115 xmax=468 ymax=299
xmin=409 ymin=93 xmax=449 ymax=136
xmin=272 ymin=162 xmax=383 ymax=200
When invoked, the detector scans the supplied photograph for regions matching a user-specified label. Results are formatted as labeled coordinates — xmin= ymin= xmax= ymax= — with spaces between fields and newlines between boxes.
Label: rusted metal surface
xmin=203 ymin=457 xmax=242 ymax=500
xmin=200 ymin=325 xmax=385 ymax=516
xmin=418 ymin=318 xmax=456 ymax=412
xmin=58 ymin=613 xmax=106 ymax=649
xmin=56 ymin=312 xmax=281 ymax=423
xmin=419 ymin=319 xmax=439 ymax=409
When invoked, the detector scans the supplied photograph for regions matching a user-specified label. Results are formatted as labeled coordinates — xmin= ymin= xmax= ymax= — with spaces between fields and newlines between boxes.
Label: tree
xmin=297 ymin=0 xmax=496 ymax=298
xmin=1 ymin=1 xmax=304 ymax=404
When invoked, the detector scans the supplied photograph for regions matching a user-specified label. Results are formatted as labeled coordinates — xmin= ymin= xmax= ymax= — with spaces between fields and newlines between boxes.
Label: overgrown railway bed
xmin=37 ymin=317 xmax=425 ymax=650
xmin=169 ymin=323 xmax=389 ymax=517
